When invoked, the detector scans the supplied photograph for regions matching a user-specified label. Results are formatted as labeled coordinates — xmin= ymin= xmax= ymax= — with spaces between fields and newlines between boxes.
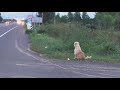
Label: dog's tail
xmin=85 ymin=56 xmax=92 ymax=59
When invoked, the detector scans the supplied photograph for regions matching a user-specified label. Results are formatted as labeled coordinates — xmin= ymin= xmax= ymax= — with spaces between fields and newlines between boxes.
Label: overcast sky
xmin=1 ymin=12 xmax=95 ymax=19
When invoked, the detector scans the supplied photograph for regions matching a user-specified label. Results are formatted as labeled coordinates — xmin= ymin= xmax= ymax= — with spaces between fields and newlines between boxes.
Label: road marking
xmin=0 ymin=26 xmax=18 ymax=38
xmin=15 ymin=40 xmax=49 ymax=63
xmin=15 ymin=63 xmax=104 ymax=77
xmin=16 ymin=64 xmax=31 ymax=66
xmin=16 ymin=63 xmax=53 ymax=66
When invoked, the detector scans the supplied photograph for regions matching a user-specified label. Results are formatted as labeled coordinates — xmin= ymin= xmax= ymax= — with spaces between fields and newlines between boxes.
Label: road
xmin=0 ymin=22 xmax=120 ymax=78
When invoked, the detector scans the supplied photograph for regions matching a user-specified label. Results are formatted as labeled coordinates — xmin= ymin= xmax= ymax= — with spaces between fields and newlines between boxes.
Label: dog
xmin=74 ymin=42 xmax=92 ymax=60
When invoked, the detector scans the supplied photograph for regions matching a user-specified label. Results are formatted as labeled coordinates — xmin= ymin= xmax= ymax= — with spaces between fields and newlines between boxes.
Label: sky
xmin=1 ymin=12 xmax=95 ymax=19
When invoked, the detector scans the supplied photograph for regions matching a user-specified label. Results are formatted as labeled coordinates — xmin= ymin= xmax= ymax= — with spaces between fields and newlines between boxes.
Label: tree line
xmin=37 ymin=12 xmax=120 ymax=30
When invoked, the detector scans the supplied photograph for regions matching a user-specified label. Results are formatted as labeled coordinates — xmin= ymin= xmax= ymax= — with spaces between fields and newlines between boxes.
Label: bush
xmin=37 ymin=30 xmax=46 ymax=34
xmin=29 ymin=22 xmax=120 ymax=61
xmin=25 ymin=29 xmax=33 ymax=34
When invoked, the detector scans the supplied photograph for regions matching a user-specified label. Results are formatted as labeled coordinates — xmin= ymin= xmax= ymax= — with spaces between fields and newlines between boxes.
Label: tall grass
xmin=28 ymin=22 xmax=120 ymax=62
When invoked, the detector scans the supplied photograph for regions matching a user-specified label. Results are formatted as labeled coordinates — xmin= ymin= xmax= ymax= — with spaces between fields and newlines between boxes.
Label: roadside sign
xmin=27 ymin=15 xmax=33 ymax=30
xmin=28 ymin=19 xmax=32 ymax=24
xmin=32 ymin=17 xmax=42 ymax=23
xmin=27 ymin=23 xmax=32 ymax=30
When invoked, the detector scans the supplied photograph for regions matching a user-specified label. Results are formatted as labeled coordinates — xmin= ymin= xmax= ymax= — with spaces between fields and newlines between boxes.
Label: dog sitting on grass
xmin=74 ymin=42 xmax=92 ymax=60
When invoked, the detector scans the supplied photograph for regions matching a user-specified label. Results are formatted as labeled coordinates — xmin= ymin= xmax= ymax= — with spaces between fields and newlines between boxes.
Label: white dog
xmin=74 ymin=42 xmax=92 ymax=60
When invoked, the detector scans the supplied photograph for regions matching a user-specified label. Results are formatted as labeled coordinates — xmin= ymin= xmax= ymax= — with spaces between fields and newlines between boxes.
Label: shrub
xmin=29 ymin=22 xmax=120 ymax=61
xmin=25 ymin=29 xmax=33 ymax=34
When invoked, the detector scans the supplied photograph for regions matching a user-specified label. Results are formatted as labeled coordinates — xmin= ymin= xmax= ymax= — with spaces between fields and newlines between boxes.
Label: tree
xmin=82 ymin=12 xmax=90 ymax=25
xmin=73 ymin=12 xmax=81 ymax=22
xmin=94 ymin=12 xmax=114 ymax=29
xmin=67 ymin=12 xmax=74 ymax=22
xmin=113 ymin=12 xmax=120 ymax=30
xmin=55 ymin=13 xmax=61 ymax=23
xmin=37 ymin=12 xmax=55 ymax=23
xmin=60 ymin=15 xmax=68 ymax=23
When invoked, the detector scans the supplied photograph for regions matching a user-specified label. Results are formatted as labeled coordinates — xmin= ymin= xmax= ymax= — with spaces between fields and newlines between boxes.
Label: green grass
xmin=29 ymin=33 xmax=74 ymax=60
xmin=26 ymin=23 xmax=120 ymax=63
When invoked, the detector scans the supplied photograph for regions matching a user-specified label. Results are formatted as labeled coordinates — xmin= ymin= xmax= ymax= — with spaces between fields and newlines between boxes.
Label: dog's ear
xmin=74 ymin=42 xmax=77 ymax=47
xmin=74 ymin=42 xmax=79 ymax=47
xmin=76 ymin=42 xmax=79 ymax=45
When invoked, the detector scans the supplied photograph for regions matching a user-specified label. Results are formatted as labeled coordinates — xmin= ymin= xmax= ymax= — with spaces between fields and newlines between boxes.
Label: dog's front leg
xmin=74 ymin=54 xmax=77 ymax=59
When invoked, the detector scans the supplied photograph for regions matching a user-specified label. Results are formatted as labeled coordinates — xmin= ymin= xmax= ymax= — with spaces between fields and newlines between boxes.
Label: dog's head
xmin=74 ymin=42 xmax=80 ymax=47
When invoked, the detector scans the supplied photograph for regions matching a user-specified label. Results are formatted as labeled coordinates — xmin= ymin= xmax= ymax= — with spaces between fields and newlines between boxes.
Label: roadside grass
xmin=24 ymin=23 xmax=120 ymax=63
xmin=29 ymin=33 xmax=74 ymax=60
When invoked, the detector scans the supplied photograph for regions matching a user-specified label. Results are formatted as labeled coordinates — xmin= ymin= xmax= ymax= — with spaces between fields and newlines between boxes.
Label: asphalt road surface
xmin=0 ymin=22 xmax=120 ymax=78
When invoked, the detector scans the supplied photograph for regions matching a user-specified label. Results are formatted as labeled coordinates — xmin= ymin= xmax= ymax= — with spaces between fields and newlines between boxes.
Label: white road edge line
xmin=0 ymin=26 xmax=18 ymax=38
xmin=15 ymin=40 xmax=48 ymax=63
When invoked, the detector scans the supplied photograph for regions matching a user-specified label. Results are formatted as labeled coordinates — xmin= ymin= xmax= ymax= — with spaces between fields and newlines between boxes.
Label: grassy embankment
xmin=25 ymin=23 xmax=120 ymax=63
